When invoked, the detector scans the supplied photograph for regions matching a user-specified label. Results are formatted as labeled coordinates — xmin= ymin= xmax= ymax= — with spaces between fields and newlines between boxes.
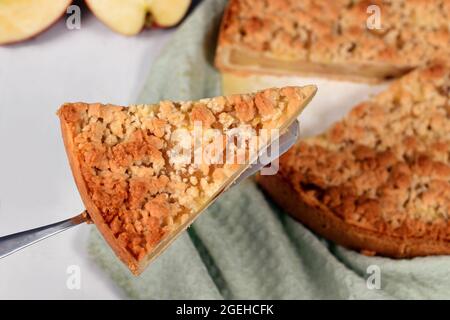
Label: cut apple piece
xmin=147 ymin=0 xmax=191 ymax=27
xmin=0 ymin=0 xmax=72 ymax=45
xmin=57 ymin=86 xmax=317 ymax=274
xmin=85 ymin=0 xmax=147 ymax=36
xmin=85 ymin=0 xmax=191 ymax=36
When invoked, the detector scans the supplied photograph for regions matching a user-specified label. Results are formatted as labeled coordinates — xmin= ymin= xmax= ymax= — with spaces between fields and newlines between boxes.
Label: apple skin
xmin=150 ymin=0 xmax=202 ymax=29
xmin=147 ymin=0 xmax=192 ymax=28
xmin=0 ymin=0 xmax=73 ymax=45
xmin=85 ymin=0 xmax=192 ymax=36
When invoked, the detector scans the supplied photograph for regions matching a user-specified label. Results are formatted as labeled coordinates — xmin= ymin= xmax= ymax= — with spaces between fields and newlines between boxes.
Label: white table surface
xmin=0 ymin=11 xmax=174 ymax=299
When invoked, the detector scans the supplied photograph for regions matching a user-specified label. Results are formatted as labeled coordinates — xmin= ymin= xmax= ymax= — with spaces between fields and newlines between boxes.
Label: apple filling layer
xmin=225 ymin=47 xmax=410 ymax=82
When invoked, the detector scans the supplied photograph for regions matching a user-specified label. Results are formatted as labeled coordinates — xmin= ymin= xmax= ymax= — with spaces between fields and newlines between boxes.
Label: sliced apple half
xmin=0 ymin=0 xmax=72 ymax=45
xmin=85 ymin=0 xmax=191 ymax=36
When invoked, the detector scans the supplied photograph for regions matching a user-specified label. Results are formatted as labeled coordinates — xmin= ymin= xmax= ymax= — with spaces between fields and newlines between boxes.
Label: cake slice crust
xmin=58 ymin=86 xmax=316 ymax=274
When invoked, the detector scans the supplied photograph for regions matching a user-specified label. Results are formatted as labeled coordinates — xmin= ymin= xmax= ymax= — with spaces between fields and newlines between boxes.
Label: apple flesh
xmin=0 ymin=0 xmax=72 ymax=45
xmin=147 ymin=0 xmax=191 ymax=27
xmin=85 ymin=0 xmax=191 ymax=36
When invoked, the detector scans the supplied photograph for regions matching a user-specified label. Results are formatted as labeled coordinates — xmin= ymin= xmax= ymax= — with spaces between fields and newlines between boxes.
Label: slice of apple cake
xmin=58 ymin=86 xmax=316 ymax=274
xmin=258 ymin=64 xmax=450 ymax=257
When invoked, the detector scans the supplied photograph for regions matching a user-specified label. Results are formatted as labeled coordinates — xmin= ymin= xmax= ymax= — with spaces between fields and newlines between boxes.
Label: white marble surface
xmin=0 ymin=11 xmax=174 ymax=299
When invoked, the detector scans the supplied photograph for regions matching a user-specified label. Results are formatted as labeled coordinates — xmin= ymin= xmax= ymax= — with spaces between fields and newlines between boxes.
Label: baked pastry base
xmin=258 ymin=174 xmax=450 ymax=258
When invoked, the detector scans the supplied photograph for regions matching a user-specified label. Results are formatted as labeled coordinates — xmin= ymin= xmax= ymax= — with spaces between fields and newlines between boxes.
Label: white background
xmin=0 ymin=8 xmax=174 ymax=299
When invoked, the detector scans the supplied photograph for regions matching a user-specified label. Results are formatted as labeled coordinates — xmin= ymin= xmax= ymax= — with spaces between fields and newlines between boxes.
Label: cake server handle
xmin=0 ymin=211 xmax=89 ymax=259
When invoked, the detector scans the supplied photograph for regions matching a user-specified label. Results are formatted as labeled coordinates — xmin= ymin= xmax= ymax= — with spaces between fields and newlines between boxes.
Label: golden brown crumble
xmin=217 ymin=0 xmax=449 ymax=76
xmin=58 ymin=86 xmax=315 ymax=262
xmin=279 ymin=64 xmax=450 ymax=241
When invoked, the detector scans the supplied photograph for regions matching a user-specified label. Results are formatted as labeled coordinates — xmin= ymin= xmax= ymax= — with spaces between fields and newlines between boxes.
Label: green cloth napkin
xmin=88 ymin=0 xmax=450 ymax=299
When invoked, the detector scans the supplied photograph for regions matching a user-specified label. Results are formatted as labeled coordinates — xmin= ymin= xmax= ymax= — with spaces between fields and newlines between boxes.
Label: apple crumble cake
xmin=215 ymin=0 xmax=450 ymax=82
xmin=58 ymin=86 xmax=316 ymax=274
xmin=258 ymin=64 xmax=450 ymax=257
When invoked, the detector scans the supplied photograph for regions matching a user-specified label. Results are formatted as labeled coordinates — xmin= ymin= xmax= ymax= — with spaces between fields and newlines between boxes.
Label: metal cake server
xmin=0 ymin=120 xmax=300 ymax=260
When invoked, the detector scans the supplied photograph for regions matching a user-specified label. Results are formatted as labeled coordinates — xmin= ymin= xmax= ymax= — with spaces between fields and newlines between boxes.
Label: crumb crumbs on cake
xmin=58 ymin=86 xmax=315 ymax=262
xmin=278 ymin=64 xmax=450 ymax=241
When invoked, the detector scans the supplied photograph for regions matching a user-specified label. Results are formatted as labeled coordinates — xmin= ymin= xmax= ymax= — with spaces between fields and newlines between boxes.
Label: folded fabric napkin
xmin=88 ymin=0 xmax=450 ymax=299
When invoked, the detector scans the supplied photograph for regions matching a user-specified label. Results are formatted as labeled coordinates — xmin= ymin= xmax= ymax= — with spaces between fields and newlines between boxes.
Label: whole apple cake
xmin=258 ymin=64 xmax=450 ymax=257
xmin=215 ymin=0 xmax=450 ymax=82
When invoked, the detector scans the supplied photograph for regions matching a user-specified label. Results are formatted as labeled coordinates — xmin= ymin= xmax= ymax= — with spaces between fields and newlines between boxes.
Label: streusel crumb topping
xmin=281 ymin=65 xmax=450 ymax=240
xmin=59 ymin=87 xmax=314 ymax=261
xmin=220 ymin=0 xmax=449 ymax=67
